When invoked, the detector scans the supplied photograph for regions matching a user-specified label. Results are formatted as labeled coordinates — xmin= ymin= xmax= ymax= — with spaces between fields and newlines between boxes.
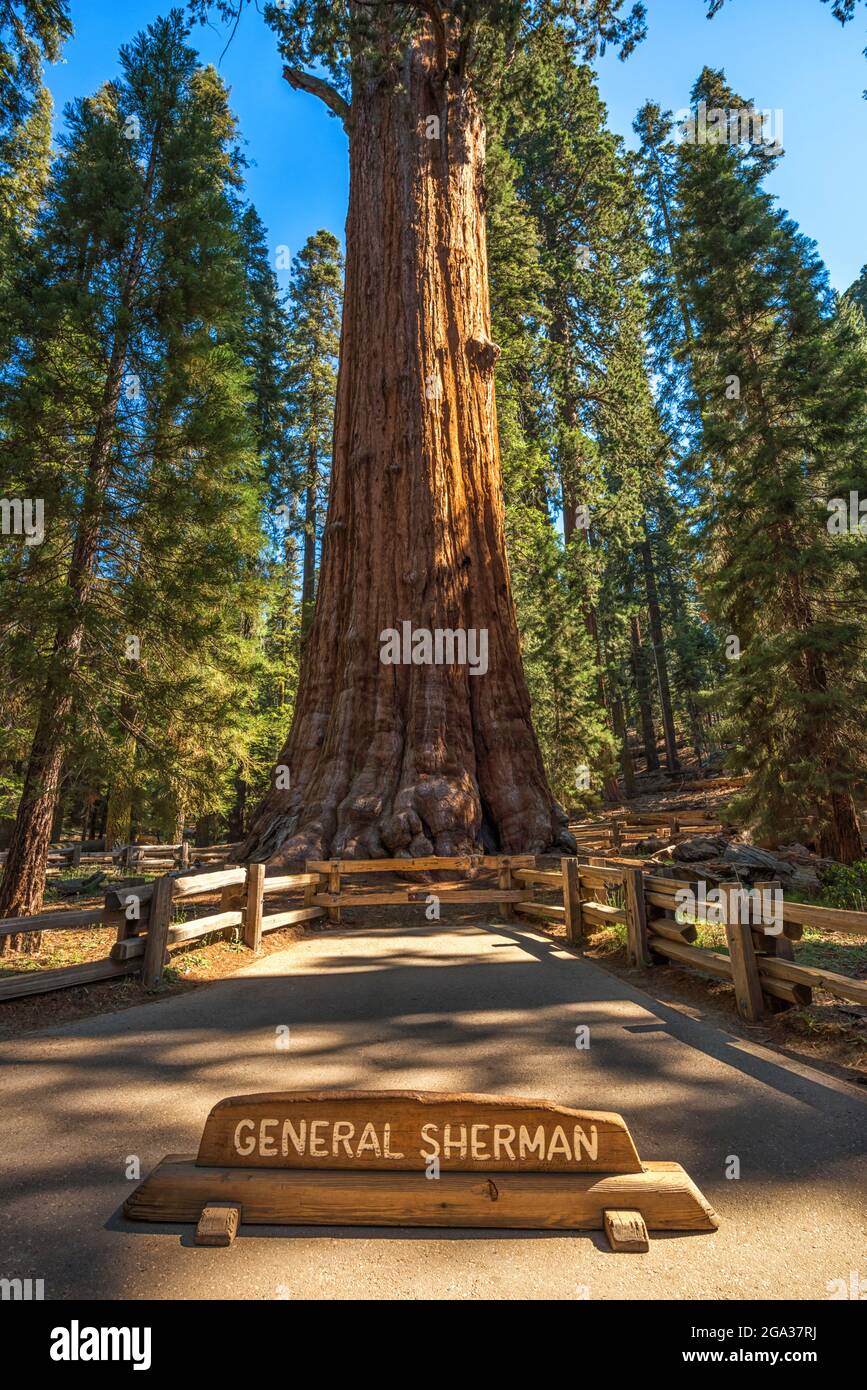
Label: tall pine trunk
xmin=0 ymin=134 xmax=159 ymax=936
xmin=640 ymin=531 xmax=680 ymax=772
xmin=0 ymin=358 xmax=125 ymax=941
xmin=105 ymin=698 xmax=138 ymax=850
xmin=243 ymin=31 xmax=572 ymax=862
xmin=630 ymin=615 xmax=660 ymax=772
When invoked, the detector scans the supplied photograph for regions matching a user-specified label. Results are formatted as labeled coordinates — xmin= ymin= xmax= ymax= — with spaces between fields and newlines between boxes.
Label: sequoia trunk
xmin=243 ymin=32 xmax=572 ymax=863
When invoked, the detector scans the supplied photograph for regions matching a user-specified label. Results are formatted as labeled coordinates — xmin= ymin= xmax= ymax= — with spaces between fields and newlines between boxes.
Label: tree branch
xmin=282 ymin=66 xmax=351 ymax=131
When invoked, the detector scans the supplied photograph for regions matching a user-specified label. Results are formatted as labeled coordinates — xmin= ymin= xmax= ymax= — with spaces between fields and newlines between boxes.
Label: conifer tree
xmin=675 ymin=67 xmax=867 ymax=859
xmin=0 ymin=11 xmax=263 ymax=926
xmin=0 ymin=1 xmax=70 ymax=136
xmin=284 ymin=230 xmax=343 ymax=640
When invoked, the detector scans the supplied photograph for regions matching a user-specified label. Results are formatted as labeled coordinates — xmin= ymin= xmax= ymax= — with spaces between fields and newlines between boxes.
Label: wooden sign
xmin=124 ymin=1090 xmax=719 ymax=1248
xmin=195 ymin=1091 xmax=643 ymax=1174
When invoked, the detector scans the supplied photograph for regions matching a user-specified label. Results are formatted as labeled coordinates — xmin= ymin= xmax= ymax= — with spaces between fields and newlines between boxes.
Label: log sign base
xmin=123 ymin=1091 xmax=719 ymax=1251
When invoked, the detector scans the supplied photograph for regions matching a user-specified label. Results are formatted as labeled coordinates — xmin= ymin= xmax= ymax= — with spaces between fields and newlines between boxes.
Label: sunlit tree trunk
xmin=243 ymin=28 xmax=573 ymax=862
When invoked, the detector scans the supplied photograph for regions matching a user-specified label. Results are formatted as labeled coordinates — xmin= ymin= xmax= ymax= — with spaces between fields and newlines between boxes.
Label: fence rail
xmin=568 ymin=810 xmax=727 ymax=854
xmin=1 ymin=845 xmax=865 ymax=1019
xmin=0 ymin=839 xmax=242 ymax=874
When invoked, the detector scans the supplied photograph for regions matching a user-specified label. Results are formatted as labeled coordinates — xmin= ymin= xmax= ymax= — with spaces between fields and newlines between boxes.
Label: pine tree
xmin=494 ymin=23 xmax=658 ymax=802
xmin=675 ymin=67 xmax=867 ymax=860
xmin=0 ymin=11 xmax=264 ymax=928
xmin=0 ymin=1 xmax=70 ymax=137
xmin=844 ymin=265 xmax=867 ymax=318
xmin=284 ymin=230 xmax=343 ymax=640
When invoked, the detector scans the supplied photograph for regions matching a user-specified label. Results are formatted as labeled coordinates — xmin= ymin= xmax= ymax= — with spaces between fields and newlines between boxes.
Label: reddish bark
xmin=242 ymin=29 xmax=573 ymax=863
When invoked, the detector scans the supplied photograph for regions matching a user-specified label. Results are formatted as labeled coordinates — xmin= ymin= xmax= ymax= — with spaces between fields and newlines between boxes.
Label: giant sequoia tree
xmin=189 ymin=2 xmax=645 ymax=862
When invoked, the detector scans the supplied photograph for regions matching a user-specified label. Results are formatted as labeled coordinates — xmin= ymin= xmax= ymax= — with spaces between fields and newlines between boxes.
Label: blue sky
xmin=44 ymin=0 xmax=867 ymax=293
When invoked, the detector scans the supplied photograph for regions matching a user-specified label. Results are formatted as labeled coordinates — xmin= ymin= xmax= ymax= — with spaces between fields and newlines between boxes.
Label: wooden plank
xmin=0 ymin=957 xmax=139 ymax=1001
xmin=125 ymin=1158 xmax=719 ymax=1232
xmin=405 ymin=888 xmax=531 ymax=904
xmin=514 ymin=901 xmax=566 ymax=923
xmin=112 ymin=912 xmax=244 ymax=960
xmin=195 ymin=1204 xmax=240 ymax=1247
xmin=106 ymin=883 xmax=155 ymax=911
xmin=759 ymin=977 xmax=813 ymax=1008
xmin=305 ymin=855 xmax=535 ymax=874
xmin=579 ymin=901 xmax=627 ymax=928
xmin=263 ymin=873 xmax=321 ymax=894
xmin=262 ymin=906 xmax=327 ymax=933
xmin=604 ymin=1208 xmax=650 ymax=1253
xmin=781 ymin=901 xmax=867 ymax=936
xmin=644 ymin=876 xmax=694 ymax=895
xmin=0 ymin=907 xmax=105 ymax=938
xmin=312 ymin=890 xmax=404 ymax=908
xmin=722 ymin=887 xmax=766 ymax=1022
xmin=172 ymin=868 xmax=246 ymax=900
xmin=110 ymin=938 xmax=145 ymax=961
xmin=142 ymin=874 xmax=174 ymax=990
xmin=645 ymin=937 xmax=733 ymax=983
xmin=624 ymin=867 xmax=651 ymax=968
xmin=646 ymin=916 xmax=698 ymax=945
xmin=562 ymin=858 xmax=582 ymax=944
xmin=512 ymin=869 xmax=563 ymax=887
xmin=170 ymin=911 xmax=243 ymax=943
xmin=575 ymin=866 xmax=627 ymax=889
xmin=195 ymin=1090 xmax=644 ymax=1173
xmin=646 ymin=890 xmax=690 ymax=914
xmin=757 ymin=957 xmax=867 ymax=1006
xmin=244 ymin=863 xmax=265 ymax=952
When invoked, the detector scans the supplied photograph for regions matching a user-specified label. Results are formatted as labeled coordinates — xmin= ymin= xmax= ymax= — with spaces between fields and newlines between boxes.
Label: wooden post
xmin=497 ymin=857 xmax=515 ymax=920
xmin=142 ymin=874 xmax=174 ymax=990
xmin=328 ymin=860 xmax=341 ymax=925
xmin=244 ymin=863 xmax=265 ymax=952
xmin=69 ymin=844 xmax=82 ymax=869
xmin=750 ymin=880 xmax=803 ymax=1012
xmin=302 ymin=864 xmax=318 ymax=925
xmin=178 ymin=840 xmax=191 ymax=869
xmin=562 ymin=858 xmax=582 ymax=944
xmin=624 ymin=867 xmax=651 ymax=968
xmin=722 ymin=884 xmax=765 ymax=1022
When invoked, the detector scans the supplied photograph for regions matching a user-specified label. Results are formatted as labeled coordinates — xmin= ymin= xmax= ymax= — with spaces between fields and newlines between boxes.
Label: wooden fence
xmin=0 ymin=840 xmax=241 ymax=875
xmin=568 ymin=810 xmax=726 ymax=854
xmin=1 ymin=850 xmax=865 ymax=1021
xmin=517 ymin=856 xmax=867 ymax=1022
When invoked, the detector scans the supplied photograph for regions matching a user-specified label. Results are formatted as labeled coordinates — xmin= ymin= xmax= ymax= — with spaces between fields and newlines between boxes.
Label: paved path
xmin=1 ymin=920 xmax=864 ymax=1300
